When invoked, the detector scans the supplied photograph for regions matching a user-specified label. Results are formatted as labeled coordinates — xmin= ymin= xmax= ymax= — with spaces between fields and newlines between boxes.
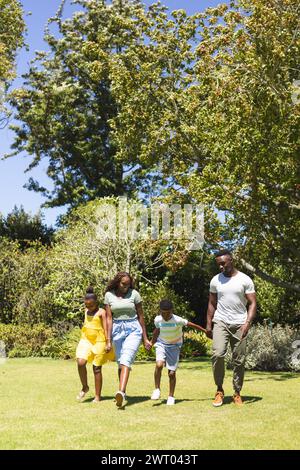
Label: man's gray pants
xmin=212 ymin=320 xmax=247 ymax=393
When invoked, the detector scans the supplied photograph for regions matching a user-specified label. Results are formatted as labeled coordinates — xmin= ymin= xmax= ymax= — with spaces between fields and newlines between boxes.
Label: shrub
xmin=135 ymin=344 xmax=156 ymax=361
xmin=41 ymin=327 xmax=81 ymax=359
xmin=226 ymin=323 xmax=300 ymax=372
xmin=0 ymin=323 xmax=54 ymax=357
xmin=181 ymin=330 xmax=210 ymax=358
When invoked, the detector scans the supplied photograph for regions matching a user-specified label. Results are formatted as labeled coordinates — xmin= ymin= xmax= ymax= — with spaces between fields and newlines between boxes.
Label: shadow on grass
xmin=151 ymin=395 xmax=262 ymax=407
xmin=81 ymin=395 xmax=115 ymax=403
xmin=244 ymin=372 xmax=300 ymax=382
xmin=151 ymin=397 xmax=211 ymax=407
xmin=116 ymin=395 xmax=151 ymax=410
xmin=222 ymin=395 xmax=262 ymax=405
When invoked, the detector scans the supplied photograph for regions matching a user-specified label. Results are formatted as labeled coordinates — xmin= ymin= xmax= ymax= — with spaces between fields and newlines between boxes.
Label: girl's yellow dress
xmin=76 ymin=309 xmax=114 ymax=366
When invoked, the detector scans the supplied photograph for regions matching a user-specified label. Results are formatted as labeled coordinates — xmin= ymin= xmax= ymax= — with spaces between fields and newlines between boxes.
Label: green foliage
xmin=0 ymin=323 xmax=53 ymax=357
xmin=8 ymin=0 xmax=300 ymax=301
xmin=40 ymin=327 xmax=81 ymax=359
xmin=0 ymin=238 xmax=51 ymax=324
xmin=0 ymin=206 xmax=54 ymax=248
xmin=107 ymin=0 xmax=300 ymax=295
xmin=226 ymin=323 xmax=300 ymax=372
xmin=0 ymin=0 xmax=25 ymax=126
xmin=254 ymin=270 xmax=300 ymax=325
xmin=0 ymin=321 xmax=81 ymax=359
xmin=0 ymin=197 xmax=190 ymax=326
xmin=135 ymin=343 xmax=156 ymax=361
xmin=0 ymin=0 xmax=24 ymax=81
xmin=8 ymin=0 xmax=155 ymax=207
xmin=181 ymin=330 xmax=210 ymax=358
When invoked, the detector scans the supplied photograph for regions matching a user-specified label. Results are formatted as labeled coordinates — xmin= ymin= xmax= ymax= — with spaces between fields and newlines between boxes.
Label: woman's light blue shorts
xmin=112 ymin=318 xmax=142 ymax=368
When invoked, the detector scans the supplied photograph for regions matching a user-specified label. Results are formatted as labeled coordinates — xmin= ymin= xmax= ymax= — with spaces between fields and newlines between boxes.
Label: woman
xmin=104 ymin=272 xmax=151 ymax=407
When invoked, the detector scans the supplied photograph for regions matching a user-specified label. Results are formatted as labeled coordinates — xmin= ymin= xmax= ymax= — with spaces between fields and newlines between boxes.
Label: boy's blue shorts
xmin=155 ymin=340 xmax=182 ymax=371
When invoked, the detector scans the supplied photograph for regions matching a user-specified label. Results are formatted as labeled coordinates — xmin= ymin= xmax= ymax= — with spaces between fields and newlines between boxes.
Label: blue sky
xmin=0 ymin=0 xmax=222 ymax=227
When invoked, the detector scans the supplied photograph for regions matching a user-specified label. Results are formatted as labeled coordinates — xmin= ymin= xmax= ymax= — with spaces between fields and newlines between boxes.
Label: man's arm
xmin=240 ymin=292 xmax=257 ymax=339
xmin=206 ymin=292 xmax=217 ymax=339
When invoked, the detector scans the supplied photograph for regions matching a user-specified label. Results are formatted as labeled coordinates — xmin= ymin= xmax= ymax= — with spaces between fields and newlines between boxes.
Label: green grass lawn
xmin=0 ymin=357 xmax=299 ymax=450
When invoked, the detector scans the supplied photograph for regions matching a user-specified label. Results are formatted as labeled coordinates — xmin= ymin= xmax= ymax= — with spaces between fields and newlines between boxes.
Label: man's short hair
xmin=159 ymin=299 xmax=173 ymax=310
xmin=215 ymin=249 xmax=232 ymax=258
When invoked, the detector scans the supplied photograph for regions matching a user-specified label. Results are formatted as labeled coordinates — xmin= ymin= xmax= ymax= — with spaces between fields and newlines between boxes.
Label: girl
xmin=76 ymin=287 xmax=114 ymax=402
xmin=104 ymin=272 xmax=151 ymax=407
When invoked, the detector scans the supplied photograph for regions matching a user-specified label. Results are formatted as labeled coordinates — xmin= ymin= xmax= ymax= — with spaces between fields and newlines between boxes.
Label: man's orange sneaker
xmin=213 ymin=390 xmax=224 ymax=407
xmin=233 ymin=393 xmax=243 ymax=405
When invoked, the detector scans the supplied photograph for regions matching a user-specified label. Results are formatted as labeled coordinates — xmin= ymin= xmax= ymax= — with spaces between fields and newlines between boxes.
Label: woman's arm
xmin=100 ymin=308 xmax=109 ymax=340
xmin=104 ymin=304 xmax=113 ymax=352
xmin=150 ymin=328 xmax=160 ymax=346
xmin=136 ymin=302 xmax=152 ymax=350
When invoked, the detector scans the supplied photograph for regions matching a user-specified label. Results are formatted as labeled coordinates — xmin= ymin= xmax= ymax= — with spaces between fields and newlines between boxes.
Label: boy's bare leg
xmin=168 ymin=369 xmax=176 ymax=397
xmin=154 ymin=361 xmax=164 ymax=389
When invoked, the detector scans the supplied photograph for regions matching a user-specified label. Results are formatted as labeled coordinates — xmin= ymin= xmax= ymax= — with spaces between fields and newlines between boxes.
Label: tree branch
xmin=240 ymin=258 xmax=300 ymax=293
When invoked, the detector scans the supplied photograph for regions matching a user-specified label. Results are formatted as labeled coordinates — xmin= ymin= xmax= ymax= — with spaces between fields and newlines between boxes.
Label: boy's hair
xmin=159 ymin=299 xmax=173 ymax=310
xmin=215 ymin=249 xmax=232 ymax=258
xmin=85 ymin=286 xmax=97 ymax=302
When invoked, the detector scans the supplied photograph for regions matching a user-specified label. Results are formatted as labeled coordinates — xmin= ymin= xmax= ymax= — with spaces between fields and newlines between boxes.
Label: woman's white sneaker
xmin=151 ymin=388 xmax=161 ymax=400
xmin=115 ymin=391 xmax=125 ymax=407
xmin=166 ymin=396 xmax=175 ymax=405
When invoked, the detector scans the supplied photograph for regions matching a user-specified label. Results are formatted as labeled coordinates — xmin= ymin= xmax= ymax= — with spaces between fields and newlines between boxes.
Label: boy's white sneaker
xmin=151 ymin=388 xmax=161 ymax=400
xmin=166 ymin=396 xmax=175 ymax=405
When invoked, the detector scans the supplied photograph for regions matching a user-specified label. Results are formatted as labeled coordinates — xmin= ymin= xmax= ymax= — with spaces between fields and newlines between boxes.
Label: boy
xmin=149 ymin=299 xmax=206 ymax=405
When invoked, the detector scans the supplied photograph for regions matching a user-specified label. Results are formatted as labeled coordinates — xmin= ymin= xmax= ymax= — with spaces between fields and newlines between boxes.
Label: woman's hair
xmin=84 ymin=286 xmax=98 ymax=302
xmin=105 ymin=272 xmax=135 ymax=293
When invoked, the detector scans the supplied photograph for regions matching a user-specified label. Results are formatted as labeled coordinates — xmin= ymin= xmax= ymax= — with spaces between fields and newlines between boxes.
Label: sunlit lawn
xmin=0 ymin=358 xmax=299 ymax=450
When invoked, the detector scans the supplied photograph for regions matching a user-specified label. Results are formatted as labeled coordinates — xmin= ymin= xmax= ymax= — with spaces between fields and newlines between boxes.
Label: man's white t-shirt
xmin=209 ymin=271 xmax=255 ymax=325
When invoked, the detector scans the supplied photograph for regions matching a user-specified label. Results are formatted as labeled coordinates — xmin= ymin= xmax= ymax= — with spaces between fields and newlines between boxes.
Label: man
xmin=206 ymin=250 xmax=257 ymax=406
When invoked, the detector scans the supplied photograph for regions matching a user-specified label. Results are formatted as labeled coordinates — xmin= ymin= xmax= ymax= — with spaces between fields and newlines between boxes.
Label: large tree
xmin=8 ymin=0 xmax=169 ymax=209
xmin=107 ymin=0 xmax=300 ymax=293
xmin=0 ymin=206 xmax=54 ymax=247
xmin=0 ymin=0 xmax=24 ymax=128
xmin=8 ymin=0 xmax=300 ymax=294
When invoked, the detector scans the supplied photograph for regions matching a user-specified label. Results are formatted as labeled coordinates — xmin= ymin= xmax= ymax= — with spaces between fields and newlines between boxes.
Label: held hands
xmin=205 ymin=328 xmax=213 ymax=340
xmin=105 ymin=340 xmax=112 ymax=353
xmin=144 ymin=339 xmax=153 ymax=351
